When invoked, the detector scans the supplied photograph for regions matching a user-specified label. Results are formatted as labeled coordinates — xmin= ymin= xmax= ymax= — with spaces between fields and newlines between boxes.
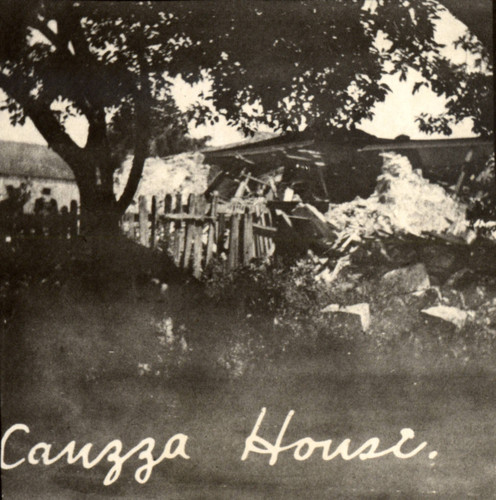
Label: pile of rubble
xmin=115 ymin=152 xmax=210 ymax=210
xmin=314 ymin=257 xmax=496 ymax=336
xmin=293 ymin=152 xmax=496 ymax=337
xmin=324 ymin=153 xmax=475 ymax=251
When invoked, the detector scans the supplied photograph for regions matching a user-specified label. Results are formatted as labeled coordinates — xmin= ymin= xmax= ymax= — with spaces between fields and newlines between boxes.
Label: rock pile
xmin=115 ymin=152 xmax=210 ymax=211
xmin=325 ymin=153 xmax=475 ymax=251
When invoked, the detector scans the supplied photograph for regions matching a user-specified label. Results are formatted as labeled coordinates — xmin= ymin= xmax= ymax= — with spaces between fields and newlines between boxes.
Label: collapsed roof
xmin=203 ymin=129 xmax=494 ymax=203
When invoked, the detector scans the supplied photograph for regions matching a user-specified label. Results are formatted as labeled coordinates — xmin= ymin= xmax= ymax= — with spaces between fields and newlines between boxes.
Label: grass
xmin=2 ymin=238 xmax=496 ymax=498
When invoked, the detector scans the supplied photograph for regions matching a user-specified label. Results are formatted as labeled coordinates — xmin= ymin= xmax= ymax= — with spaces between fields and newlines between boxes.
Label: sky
xmin=0 ymin=8 xmax=478 ymax=149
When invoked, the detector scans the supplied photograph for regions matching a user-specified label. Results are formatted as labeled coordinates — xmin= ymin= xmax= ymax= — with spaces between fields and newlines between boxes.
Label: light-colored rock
xmin=322 ymin=302 xmax=370 ymax=331
xmin=381 ymin=263 xmax=430 ymax=295
xmin=321 ymin=303 xmax=341 ymax=313
xmin=421 ymin=305 xmax=475 ymax=329
xmin=315 ymin=255 xmax=351 ymax=284
xmin=324 ymin=153 xmax=472 ymax=243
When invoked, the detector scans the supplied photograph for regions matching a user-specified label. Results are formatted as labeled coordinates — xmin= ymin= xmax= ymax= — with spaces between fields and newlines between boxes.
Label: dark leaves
xmin=0 ymin=0 xmax=492 ymax=159
xmin=412 ymin=81 xmax=427 ymax=94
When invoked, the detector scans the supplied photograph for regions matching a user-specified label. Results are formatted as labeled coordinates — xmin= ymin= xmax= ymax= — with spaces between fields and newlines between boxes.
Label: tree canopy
xmin=415 ymin=0 xmax=493 ymax=137
xmin=0 ymin=1 xmax=492 ymax=229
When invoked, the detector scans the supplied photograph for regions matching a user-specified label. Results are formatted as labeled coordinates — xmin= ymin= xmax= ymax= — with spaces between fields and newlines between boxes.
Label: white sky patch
xmin=359 ymin=70 xmax=475 ymax=139
xmin=0 ymin=108 xmax=45 ymax=144
xmin=360 ymin=8 xmax=477 ymax=139
xmin=63 ymin=115 xmax=88 ymax=147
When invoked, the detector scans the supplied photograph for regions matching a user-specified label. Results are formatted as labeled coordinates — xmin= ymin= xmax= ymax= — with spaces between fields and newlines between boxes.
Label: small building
xmin=0 ymin=140 xmax=210 ymax=214
xmin=0 ymin=140 xmax=79 ymax=212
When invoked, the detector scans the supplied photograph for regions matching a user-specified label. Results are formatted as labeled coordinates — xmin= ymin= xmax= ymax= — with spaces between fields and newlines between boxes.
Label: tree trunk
xmin=79 ymin=190 xmax=122 ymax=238
xmin=75 ymin=146 xmax=127 ymax=237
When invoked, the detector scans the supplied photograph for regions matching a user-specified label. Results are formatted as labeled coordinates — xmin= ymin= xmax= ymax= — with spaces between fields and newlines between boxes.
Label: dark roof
xmin=203 ymin=128 xmax=494 ymax=174
xmin=203 ymin=128 xmax=494 ymax=203
xmin=203 ymin=128 xmax=381 ymax=160
xmin=0 ymin=140 xmax=75 ymax=181
xmin=359 ymin=137 xmax=493 ymax=152
xmin=202 ymin=131 xmax=278 ymax=155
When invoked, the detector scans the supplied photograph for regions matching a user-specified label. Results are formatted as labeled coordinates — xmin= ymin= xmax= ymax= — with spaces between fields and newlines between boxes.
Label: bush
xmin=203 ymin=256 xmax=372 ymax=357
xmin=203 ymin=251 xmax=496 ymax=373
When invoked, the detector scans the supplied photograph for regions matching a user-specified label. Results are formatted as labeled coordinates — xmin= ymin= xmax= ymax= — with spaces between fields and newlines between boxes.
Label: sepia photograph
xmin=0 ymin=1 xmax=495 ymax=498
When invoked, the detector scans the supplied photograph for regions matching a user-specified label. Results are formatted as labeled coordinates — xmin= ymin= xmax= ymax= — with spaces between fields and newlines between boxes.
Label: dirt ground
xmin=2 ymin=241 xmax=496 ymax=499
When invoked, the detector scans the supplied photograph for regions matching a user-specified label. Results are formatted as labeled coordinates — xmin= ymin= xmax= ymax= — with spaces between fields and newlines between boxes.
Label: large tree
xmin=0 ymin=1 xmax=491 ymax=234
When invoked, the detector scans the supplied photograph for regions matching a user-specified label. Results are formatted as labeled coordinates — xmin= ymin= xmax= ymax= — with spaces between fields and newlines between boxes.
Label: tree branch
xmin=438 ymin=0 xmax=493 ymax=60
xmin=27 ymin=18 xmax=98 ymax=119
xmin=0 ymin=72 xmax=88 ymax=182
xmin=29 ymin=20 xmax=63 ymax=50
xmin=116 ymin=32 xmax=151 ymax=213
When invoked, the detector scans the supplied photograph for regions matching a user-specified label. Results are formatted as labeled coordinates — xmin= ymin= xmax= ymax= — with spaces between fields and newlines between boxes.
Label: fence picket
xmin=217 ymin=213 xmax=226 ymax=255
xmin=254 ymin=204 xmax=262 ymax=258
xmin=173 ymin=193 xmax=184 ymax=265
xmin=228 ymin=212 xmax=240 ymax=270
xmin=138 ymin=196 xmax=149 ymax=246
xmin=182 ymin=194 xmax=196 ymax=270
xmin=192 ymin=195 xmax=206 ymax=278
xmin=70 ymin=200 xmax=78 ymax=240
xmin=205 ymin=192 xmax=218 ymax=266
xmin=150 ymin=196 xmax=157 ymax=248
xmin=242 ymin=207 xmax=255 ymax=265
xmin=163 ymin=194 xmax=173 ymax=245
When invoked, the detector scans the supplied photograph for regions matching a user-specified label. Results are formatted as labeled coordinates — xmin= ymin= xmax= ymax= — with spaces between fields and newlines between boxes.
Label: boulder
xmin=380 ymin=263 xmax=430 ymax=295
xmin=421 ymin=305 xmax=475 ymax=329
xmin=322 ymin=302 xmax=370 ymax=331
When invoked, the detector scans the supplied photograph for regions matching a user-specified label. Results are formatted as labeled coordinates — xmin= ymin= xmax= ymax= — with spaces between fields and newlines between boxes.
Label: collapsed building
xmin=203 ymin=128 xmax=493 ymax=205
xmin=201 ymin=128 xmax=494 ymax=256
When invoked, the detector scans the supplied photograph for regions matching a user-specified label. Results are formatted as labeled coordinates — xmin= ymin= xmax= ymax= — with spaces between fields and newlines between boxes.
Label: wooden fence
xmin=1 ymin=193 xmax=277 ymax=276
xmin=0 ymin=200 xmax=79 ymax=241
xmin=121 ymin=193 xmax=276 ymax=277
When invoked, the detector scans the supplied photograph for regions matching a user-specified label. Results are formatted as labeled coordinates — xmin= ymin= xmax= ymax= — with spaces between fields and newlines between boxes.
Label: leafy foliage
xmin=413 ymin=5 xmax=493 ymax=138
xmin=0 ymin=0 xmax=492 ymax=225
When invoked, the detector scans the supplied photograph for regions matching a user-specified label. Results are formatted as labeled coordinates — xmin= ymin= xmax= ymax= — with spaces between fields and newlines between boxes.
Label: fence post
xmin=139 ymin=196 xmax=149 ymax=246
xmin=242 ymin=206 xmax=255 ymax=265
xmin=70 ymin=200 xmax=78 ymax=240
xmin=182 ymin=194 xmax=196 ymax=270
xmin=173 ymin=193 xmax=183 ymax=265
xmin=217 ymin=213 xmax=226 ymax=255
xmin=228 ymin=211 xmax=240 ymax=271
xmin=205 ymin=191 xmax=218 ymax=266
xmin=192 ymin=195 xmax=206 ymax=278
xmin=163 ymin=193 xmax=173 ymax=248
xmin=150 ymin=196 xmax=157 ymax=249
xmin=265 ymin=207 xmax=275 ymax=255
xmin=254 ymin=204 xmax=262 ymax=258
xmin=260 ymin=206 xmax=270 ymax=256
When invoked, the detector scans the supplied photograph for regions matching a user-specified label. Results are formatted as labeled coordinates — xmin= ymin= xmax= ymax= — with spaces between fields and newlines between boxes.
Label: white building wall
xmin=0 ymin=176 xmax=80 ymax=213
